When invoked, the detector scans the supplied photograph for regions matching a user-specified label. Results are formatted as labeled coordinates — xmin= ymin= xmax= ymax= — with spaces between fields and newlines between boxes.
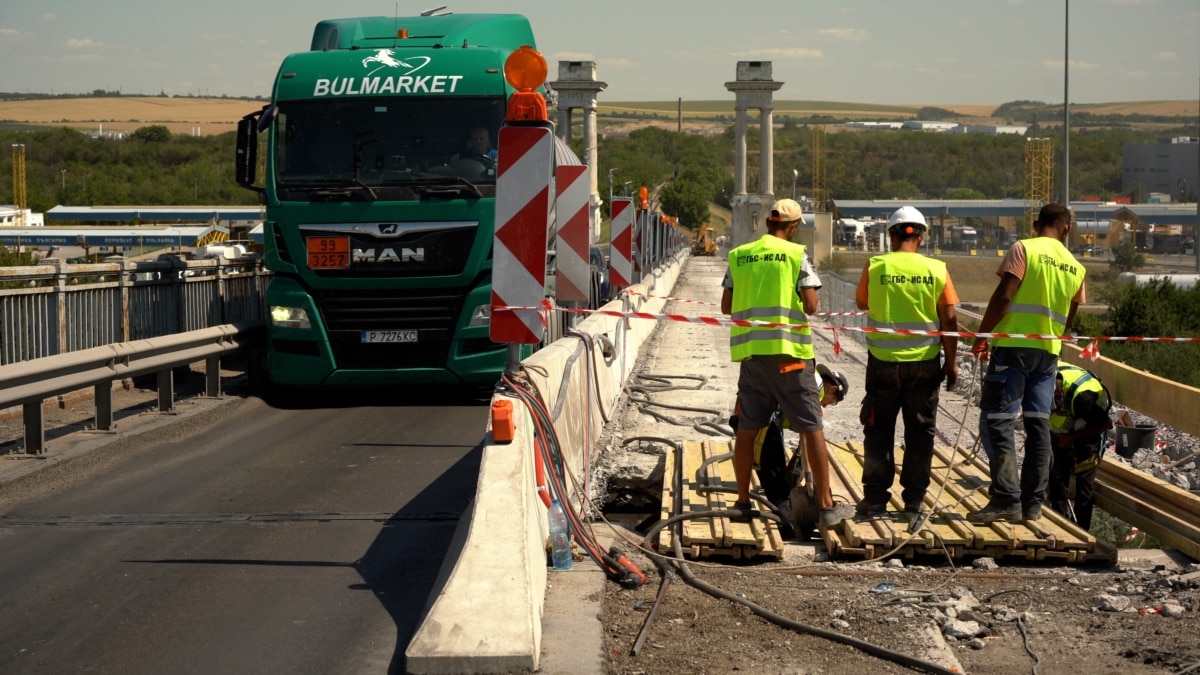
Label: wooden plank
xmin=1061 ymin=343 xmax=1200 ymax=439
xmin=1101 ymin=458 xmax=1200 ymax=512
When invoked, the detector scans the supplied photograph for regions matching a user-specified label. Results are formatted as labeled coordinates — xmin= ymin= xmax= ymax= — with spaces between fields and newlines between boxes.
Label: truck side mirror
xmin=236 ymin=109 xmax=266 ymax=195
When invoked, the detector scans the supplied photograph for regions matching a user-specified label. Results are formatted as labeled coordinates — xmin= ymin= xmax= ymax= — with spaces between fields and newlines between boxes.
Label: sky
xmin=0 ymin=0 xmax=1197 ymax=105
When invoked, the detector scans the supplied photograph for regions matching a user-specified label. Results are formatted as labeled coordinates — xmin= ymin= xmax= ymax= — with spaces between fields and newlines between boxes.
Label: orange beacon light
xmin=503 ymin=45 xmax=548 ymax=122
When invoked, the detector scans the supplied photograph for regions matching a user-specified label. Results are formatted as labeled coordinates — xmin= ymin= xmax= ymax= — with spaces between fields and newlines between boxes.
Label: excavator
xmin=691 ymin=222 xmax=717 ymax=256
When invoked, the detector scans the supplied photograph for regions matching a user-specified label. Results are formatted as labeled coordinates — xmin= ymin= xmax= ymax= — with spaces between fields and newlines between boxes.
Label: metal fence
xmin=0 ymin=257 xmax=269 ymax=366
xmin=817 ymin=271 xmax=868 ymax=347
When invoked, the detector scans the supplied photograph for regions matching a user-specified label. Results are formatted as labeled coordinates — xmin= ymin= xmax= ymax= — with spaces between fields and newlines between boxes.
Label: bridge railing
xmin=817 ymin=271 xmax=868 ymax=346
xmin=0 ymin=257 xmax=269 ymax=366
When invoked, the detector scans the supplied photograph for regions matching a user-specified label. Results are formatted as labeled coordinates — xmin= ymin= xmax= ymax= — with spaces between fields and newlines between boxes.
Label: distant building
xmin=902 ymin=120 xmax=959 ymax=132
xmin=0 ymin=205 xmax=45 ymax=227
xmin=1122 ymin=136 xmax=1198 ymax=201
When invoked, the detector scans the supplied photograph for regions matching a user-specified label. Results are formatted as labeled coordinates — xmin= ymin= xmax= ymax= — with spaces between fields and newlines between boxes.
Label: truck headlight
xmin=270 ymin=305 xmax=311 ymax=329
xmin=468 ymin=304 xmax=491 ymax=326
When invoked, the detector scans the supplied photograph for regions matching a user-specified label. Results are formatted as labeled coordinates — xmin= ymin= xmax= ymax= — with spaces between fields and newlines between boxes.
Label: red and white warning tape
xmin=618 ymin=289 xmax=867 ymax=316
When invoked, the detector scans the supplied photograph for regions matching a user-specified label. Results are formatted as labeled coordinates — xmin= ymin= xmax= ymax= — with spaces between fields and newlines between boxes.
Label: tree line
xmin=2 ymin=119 xmax=1191 ymax=227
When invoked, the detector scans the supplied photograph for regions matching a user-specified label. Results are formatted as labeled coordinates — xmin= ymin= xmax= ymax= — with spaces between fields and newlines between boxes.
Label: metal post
xmin=23 ymin=401 xmax=45 ymax=455
xmin=157 ymin=370 xmax=175 ymax=413
xmin=95 ymin=382 xmax=113 ymax=431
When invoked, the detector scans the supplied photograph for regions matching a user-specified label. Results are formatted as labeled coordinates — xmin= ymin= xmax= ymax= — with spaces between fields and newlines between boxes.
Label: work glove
xmin=971 ymin=338 xmax=990 ymax=362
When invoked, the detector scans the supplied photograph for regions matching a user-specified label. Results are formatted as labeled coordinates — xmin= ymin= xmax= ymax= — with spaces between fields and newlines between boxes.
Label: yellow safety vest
xmin=1049 ymin=364 xmax=1110 ymax=434
xmin=1050 ymin=364 xmax=1111 ymax=472
xmin=865 ymin=252 xmax=946 ymax=362
xmin=727 ymin=235 xmax=814 ymax=362
xmin=991 ymin=237 xmax=1084 ymax=355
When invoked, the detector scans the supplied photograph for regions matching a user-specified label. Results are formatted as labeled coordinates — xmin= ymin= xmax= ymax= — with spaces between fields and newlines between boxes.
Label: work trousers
xmin=1049 ymin=435 xmax=1104 ymax=531
xmin=978 ymin=347 xmax=1057 ymax=511
xmin=860 ymin=354 xmax=942 ymax=506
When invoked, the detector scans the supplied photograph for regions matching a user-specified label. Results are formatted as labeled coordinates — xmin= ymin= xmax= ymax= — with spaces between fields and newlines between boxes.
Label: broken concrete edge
xmin=403 ymin=252 xmax=686 ymax=674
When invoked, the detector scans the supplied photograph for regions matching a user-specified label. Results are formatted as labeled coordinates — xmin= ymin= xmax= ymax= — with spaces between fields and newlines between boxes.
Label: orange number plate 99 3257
xmin=307 ymin=236 xmax=350 ymax=270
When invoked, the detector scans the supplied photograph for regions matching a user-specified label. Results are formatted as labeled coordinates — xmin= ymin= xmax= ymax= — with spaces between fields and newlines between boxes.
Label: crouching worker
xmin=729 ymin=363 xmax=851 ymax=506
xmin=1048 ymin=363 xmax=1113 ymax=530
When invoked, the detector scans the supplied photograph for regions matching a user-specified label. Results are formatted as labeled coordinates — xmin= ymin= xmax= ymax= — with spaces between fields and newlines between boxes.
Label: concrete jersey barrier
xmin=406 ymin=250 xmax=686 ymax=673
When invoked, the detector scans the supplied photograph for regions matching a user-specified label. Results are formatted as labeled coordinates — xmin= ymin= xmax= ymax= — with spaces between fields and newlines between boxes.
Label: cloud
xmin=600 ymin=57 xmax=637 ymax=70
xmin=0 ymin=28 xmax=26 ymax=43
xmin=1040 ymin=59 xmax=1100 ymax=71
xmin=731 ymin=47 xmax=823 ymax=60
xmin=40 ymin=13 xmax=57 ymax=21
xmin=552 ymin=51 xmax=595 ymax=62
xmin=1153 ymin=51 xmax=1177 ymax=61
xmin=65 ymin=38 xmax=103 ymax=49
xmin=818 ymin=28 xmax=869 ymax=42
xmin=874 ymin=61 xmax=904 ymax=70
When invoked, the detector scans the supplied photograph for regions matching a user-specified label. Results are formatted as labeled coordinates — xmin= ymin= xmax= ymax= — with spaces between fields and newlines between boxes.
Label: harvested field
xmin=2 ymin=97 xmax=1194 ymax=136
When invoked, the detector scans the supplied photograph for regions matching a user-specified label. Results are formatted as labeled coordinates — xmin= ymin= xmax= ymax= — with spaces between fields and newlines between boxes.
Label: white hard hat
xmin=887 ymin=206 xmax=928 ymax=234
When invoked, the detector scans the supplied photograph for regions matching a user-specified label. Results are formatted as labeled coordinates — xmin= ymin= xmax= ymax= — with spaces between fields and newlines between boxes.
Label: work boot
xmin=854 ymin=499 xmax=888 ymax=520
xmin=1023 ymin=504 xmax=1043 ymax=521
xmin=902 ymin=502 xmax=924 ymax=515
xmin=820 ymin=503 xmax=855 ymax=529
xmin=967 ymin=503 xmax=1021 ymax=524
xmin=728 ymin=501 xmax=757 ymax=524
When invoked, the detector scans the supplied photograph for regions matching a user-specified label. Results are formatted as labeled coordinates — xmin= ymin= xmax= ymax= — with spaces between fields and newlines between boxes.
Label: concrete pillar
xmin=557 ymin=108 xmax=572 ymax=144
xmin=760 ymin=107 xmax=773 ymax=195
xmin=724 ymin=62 xmax=783 ymax=247
xmin=550 ymin=61 xmax=608 ymax=242
xmin=734 ymin=106 xmax=748 ymax=195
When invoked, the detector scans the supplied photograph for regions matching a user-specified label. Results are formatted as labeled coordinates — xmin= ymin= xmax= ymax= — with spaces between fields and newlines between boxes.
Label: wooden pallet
xmin=823 ymin=440 xmax=1108 ymax=564
xmin=658 ymin=439 xmax=785 ymax=560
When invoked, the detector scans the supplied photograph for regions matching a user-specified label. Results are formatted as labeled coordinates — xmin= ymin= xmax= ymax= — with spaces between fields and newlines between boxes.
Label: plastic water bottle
xmin=548 ymin=498 xmax=573 ymax=571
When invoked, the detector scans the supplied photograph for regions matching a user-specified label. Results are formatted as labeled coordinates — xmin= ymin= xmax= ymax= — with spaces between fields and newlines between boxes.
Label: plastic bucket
xmin=1113 ymin=424 xmax=1156 ymax=459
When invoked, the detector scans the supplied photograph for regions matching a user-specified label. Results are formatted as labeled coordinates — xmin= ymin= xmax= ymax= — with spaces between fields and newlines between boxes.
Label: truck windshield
xmin=273 ymin=96 xmax=505 ymax=199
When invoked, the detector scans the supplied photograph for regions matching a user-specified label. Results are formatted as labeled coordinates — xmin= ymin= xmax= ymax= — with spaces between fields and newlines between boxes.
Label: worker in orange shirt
xmin=853 ymin=206 xmax=959 ymax=519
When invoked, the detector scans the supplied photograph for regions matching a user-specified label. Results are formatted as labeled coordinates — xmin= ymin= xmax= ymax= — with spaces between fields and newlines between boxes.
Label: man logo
xmin=379 ymin=223 xmax=398 ymax=235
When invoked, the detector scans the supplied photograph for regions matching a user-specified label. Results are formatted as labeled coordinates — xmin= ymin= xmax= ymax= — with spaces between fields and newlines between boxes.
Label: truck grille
xmin=313 ymin=288 xmax=466 ymax=369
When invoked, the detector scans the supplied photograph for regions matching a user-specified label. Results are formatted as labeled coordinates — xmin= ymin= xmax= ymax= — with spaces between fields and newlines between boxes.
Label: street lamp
xmin=608 ymin=167 xmax=620 ymax=206
xmin=791 ymin=169 xmax=798 ymax=200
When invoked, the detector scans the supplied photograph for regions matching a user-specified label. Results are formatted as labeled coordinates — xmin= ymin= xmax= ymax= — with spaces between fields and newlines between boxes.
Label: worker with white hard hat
xmin=853 ymin=205 xmax=960 ymax=520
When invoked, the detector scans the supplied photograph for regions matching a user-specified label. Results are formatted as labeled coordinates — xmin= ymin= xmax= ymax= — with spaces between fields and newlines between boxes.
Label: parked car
xmin=1076 ymin=245 xmax=1107 ymax=257
xmin=545 ymin=246 xmax=611 ymax=310
xmin=589 ymin=245 xmax=610 ymax=309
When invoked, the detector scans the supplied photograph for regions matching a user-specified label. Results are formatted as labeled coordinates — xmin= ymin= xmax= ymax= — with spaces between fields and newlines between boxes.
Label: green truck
xmin=236 ymin=13 xmax=567 ymax=389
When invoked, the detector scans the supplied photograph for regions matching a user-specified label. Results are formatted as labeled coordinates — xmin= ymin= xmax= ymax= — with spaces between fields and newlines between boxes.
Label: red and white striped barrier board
xmin=490 ymin=125 xmax=554 ymax=345
xmin=553 ymin=164 xmax=591 ymax=303
xmin=610 ymin=198 xmax=634 ymax=287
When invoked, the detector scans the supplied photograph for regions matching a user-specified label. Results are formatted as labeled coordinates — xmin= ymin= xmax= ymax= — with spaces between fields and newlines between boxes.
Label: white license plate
xmin=361 ymin=330 xmax=418 ymax=344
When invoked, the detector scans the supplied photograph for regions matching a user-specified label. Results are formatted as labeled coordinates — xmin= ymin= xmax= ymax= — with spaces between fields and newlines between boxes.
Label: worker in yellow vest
xmin=1048 ymin=363 xmax=1113 ymax=530
xmin=853 ymin=206 xmax=960 ymax=519
xmin=720 ymin=199 xmax=854 ymax=529
xmin=968 ymin=203 xmax=1086 ymax=524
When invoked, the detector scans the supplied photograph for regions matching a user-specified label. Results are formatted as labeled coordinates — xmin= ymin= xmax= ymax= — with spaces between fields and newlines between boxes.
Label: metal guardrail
xmin=1 ymin=257 xmax=268 ymax=366
xmin=0 ymin=322 xmax=265 ymax=455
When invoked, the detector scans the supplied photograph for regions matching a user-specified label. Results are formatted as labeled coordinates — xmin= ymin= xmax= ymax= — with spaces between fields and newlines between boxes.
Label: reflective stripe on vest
xmin=865 ymin=252 xmax=946 ymax=362
xmin=727 ymin=235 xmax=814 ymax=361
xmin=992 ymin=237 xmax=1084 ymax=355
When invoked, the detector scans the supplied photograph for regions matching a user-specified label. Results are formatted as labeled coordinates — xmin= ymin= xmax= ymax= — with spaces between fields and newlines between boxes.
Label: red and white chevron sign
xmin=554 ymin=164 xmax=591 ymax=303
xmin=490 ymin=125 xmax=554 ymax=344
xmin=610 ymin=197 xmax=634 ymax=287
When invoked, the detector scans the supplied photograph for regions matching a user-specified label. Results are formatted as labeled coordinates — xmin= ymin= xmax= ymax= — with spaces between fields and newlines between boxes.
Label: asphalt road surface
xmin=0 ymin=387 xmax=489 ymax=674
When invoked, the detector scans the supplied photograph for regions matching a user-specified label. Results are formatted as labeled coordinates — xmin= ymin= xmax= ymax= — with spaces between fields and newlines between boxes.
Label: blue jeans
xmin=977 ymin=347 xmax=1057 ymax=510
